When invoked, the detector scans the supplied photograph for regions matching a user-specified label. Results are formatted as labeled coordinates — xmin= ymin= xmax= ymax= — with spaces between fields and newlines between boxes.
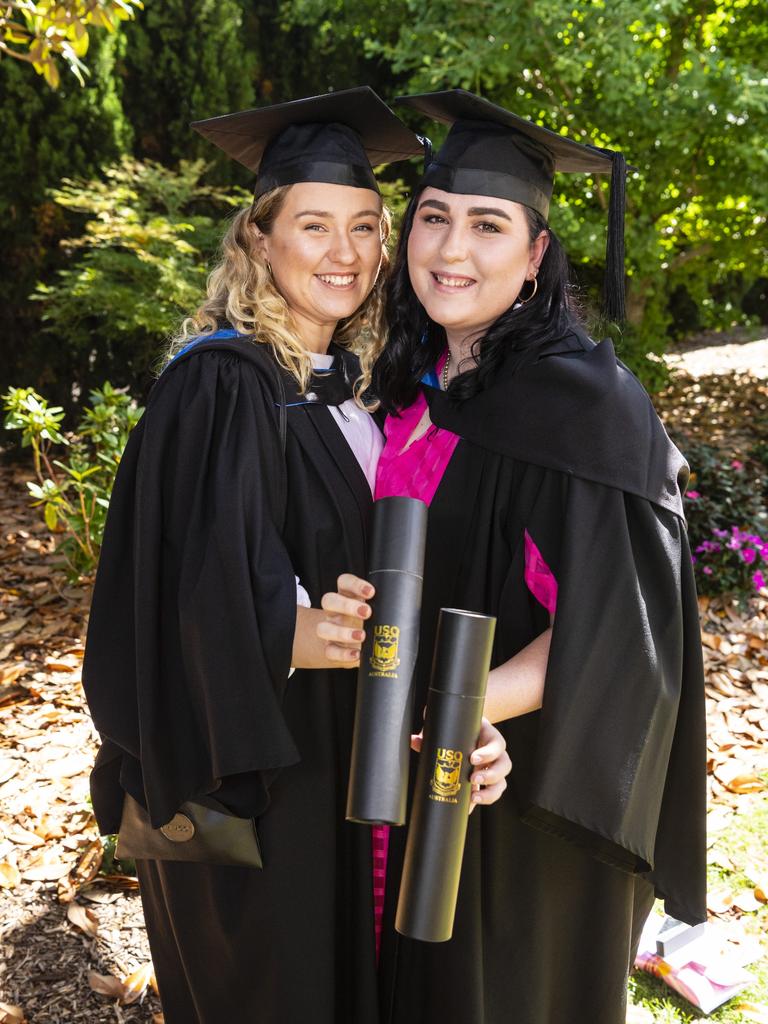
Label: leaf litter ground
xmin=0 ymin=332 xmax=766 ymax=1024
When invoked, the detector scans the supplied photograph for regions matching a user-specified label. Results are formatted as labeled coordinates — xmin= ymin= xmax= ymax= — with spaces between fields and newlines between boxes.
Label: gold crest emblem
xmin=370 ymin=624 xmax=400 ymax=672
xmin=430 ymin=747 xmax=463 ymax=801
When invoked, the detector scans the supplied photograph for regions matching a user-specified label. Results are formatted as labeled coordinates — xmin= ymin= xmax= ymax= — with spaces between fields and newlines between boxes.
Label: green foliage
xmin=0 ymin=30 xmax=131 ymax=405
xmin=682 ymin=440 xmax=768 ymax=597
xmin=2 ymin=382 xmax=143 ymax=580
xmin=118 ymin=0 xmax=257 ymax=178
xmin=30 ymin=157 xmax=251 ymax=386
xmin=0 ymin=0 xmax=143 ymax=89
xmin=284 ymin=0 xmax=768 ymax=386
xmin=99 ymin=833 xmax=136 ymax=877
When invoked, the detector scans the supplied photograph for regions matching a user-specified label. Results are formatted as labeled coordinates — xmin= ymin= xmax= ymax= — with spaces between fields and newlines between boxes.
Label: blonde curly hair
xmin=165 ymin=185 xmax=391 ymax=403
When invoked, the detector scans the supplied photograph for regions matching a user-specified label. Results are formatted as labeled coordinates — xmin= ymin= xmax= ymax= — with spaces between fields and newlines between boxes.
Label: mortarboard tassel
xmin=417 ymin=134 xmax=434 ymax=174
xmin=602 ymin=150 xmax=627 ymax=324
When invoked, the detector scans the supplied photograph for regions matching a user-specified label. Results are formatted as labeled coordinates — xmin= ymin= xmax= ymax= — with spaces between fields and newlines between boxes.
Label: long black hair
xmin=372 ymin=184 xmax=582 ymax=413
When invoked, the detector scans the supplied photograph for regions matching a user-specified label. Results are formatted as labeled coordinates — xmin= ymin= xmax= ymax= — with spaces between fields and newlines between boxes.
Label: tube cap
xmin=368 ymin=497 xmax=428 ymax=576
xmin=430 ymin=608 xmax=497 ymax=698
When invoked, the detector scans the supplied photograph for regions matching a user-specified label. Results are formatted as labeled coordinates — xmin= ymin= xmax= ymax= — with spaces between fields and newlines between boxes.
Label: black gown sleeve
xmin=83 ymin=349 xmax=300 ymax=831
xmin=521 ymin=472 xmax=707 ymax=925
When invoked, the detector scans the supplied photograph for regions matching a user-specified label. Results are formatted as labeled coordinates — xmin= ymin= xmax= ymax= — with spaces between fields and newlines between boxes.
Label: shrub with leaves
xmin=32 ymin=157 xmax=251 ymax=389
xmin=682 ymin=440 xmax=768 ymax=598
xmin=0 ymin=0 xmax=143 ymax=88
xmin=3 ymin=381 xmax=142 ymax=580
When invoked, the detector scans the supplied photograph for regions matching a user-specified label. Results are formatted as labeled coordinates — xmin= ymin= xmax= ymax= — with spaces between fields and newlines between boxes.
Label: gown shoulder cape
xmin=377 ymin=329 xmax=707 ymax=1024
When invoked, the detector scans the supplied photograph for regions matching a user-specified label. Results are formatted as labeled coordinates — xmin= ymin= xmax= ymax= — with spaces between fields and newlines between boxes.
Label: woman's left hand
xmin=410 ymin=717 xmax=512 ymax=812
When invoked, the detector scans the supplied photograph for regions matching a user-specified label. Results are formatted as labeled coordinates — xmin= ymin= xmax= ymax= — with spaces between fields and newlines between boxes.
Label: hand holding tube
xmin=410 ymin=717 xmax=511 ymax=811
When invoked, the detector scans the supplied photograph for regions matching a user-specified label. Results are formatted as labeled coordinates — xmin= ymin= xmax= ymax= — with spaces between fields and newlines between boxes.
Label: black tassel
xmin=602 ymin=150 xmax=626 ymax=324
xmin=417 ymin=134 xmax=433 ymax=174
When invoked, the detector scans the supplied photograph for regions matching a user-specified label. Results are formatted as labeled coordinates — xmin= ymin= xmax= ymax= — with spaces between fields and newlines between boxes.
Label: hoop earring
xmin=265 ymin=259 xmax=272 ymax=276
xmin=518 ymin=276 xmax=538 ymax=304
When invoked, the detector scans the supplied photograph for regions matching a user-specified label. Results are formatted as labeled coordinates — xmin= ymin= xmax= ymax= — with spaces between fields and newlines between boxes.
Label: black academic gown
xmin=82 ymin=337 xmax=382 ymax=1023
xmin=377 ymin=331 xmax=707 ymax=1024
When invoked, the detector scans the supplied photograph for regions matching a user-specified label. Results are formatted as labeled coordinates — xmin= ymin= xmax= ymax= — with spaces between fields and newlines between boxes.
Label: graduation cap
xmin=191 ymin=86 xmax=425 ymax=200
xmin=396 ymin=89 xmax=628 ymax=322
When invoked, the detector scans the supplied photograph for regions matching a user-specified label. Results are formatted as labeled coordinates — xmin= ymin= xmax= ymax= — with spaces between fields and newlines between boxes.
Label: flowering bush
xmin=691 ymin=526 xmax=767 ymax=596
xmin=681 ymin=440 xmax=768 ymax=597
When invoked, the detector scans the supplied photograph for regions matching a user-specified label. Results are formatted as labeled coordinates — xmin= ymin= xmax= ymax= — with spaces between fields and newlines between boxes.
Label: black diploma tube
xmin=346 ymin=496 xmax=428 ymax=826
xmin=395 ymin=608 xmax=497 ymax=942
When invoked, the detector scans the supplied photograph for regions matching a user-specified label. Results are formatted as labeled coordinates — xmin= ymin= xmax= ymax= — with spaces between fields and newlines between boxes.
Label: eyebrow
xmin=294 ymin=209 xmax=381 ymax=219
xmin=417 ymin=198 xmax=512 ymax=221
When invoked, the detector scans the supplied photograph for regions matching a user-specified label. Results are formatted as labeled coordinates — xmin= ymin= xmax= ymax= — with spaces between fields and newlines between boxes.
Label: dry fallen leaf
xmin=21 ymin=858 xmax=72 ymax=882
xmin=6 ymin=825 xmax=46 ymax=848
xmin=707 ymin=887 xmax=735 ymax=914
xmin=121 ymin=962 xmax=155 ymax=1005
xmin=735 ymin=1003 xmax=768 ymax=1024
xmin=0 ymin=757 xmax=20 ymax=785
xmin=58 ymin=838 xmax=104 ymax=902
xmin=87 ymin=971 xmax=127 ymax=1000
xmin=0 ymin=861 xmax=21 ymax=889
xmin=754 ymin=877 xmax=768 ymax=903
xmin=0 ymin=617 xmax=28 ymax=637
xmin=0 ymin=1003 xmax=26 ymax=1024
xmin=714 ymin=761 xmax=766 ymax=794
xmin=152 ymin=1015 xmax=165 ymax=1024
xmin=733 ymin=888 xmax=763 ymax=913
xmin=66 ymin=901 xmax=99 ymax=938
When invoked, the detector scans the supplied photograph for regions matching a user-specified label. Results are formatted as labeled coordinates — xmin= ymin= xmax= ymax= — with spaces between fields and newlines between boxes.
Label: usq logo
xmin=430 ymin=748 xmax=463 ymax=803
xmin=370 ymin=624 xmax=400 ymax=673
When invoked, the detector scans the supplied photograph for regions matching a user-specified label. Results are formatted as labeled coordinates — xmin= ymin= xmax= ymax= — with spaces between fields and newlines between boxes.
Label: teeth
xmin=317 ymin=274 xmax=356 ymax=286
xmin=435 ymin=274 xmax=473 ymax=288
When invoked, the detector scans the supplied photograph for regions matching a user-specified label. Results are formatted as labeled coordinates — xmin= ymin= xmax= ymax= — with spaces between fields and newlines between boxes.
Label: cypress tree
xmin=0 ymin=33 xmax=131 ymax=402
xmin=119 ymin=0 xmax=258 ymax=184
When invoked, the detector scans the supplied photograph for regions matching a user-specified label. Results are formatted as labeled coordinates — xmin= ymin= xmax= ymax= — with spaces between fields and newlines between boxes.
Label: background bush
xmin=1 ymin=0 xmax=765 ymax=407
xmin=682 ymin=440 xmax=768 ymax=597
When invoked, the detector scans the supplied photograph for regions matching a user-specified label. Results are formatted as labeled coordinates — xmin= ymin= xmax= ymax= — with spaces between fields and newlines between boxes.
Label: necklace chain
xmin=442 ymin=350 xmax=451 ymax=391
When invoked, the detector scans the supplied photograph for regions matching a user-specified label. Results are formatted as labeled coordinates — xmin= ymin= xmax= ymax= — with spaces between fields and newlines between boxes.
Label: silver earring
xmin=518 ymin=276 xmax=538 ymax=304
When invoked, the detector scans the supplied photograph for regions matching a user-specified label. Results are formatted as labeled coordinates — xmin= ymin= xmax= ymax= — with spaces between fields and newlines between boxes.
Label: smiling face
xmin=258 ymin=181 xmax=385 ymax=352
xmin=406 ymin=187 xmax=549 ymax=347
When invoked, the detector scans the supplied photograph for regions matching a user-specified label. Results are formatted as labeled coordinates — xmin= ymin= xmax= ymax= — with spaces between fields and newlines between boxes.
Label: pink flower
xmin=731 ymin=460 xmax=744 ymax=470
xmin=741 ymin=547 xmax=757 ymax=564
xmin=686 ymin=490 xmax=701 ymax=500
xmin=753 ymin=570 xmax=766 ymax=591
xmin=703 ymin=566 xmax=713 ymax=576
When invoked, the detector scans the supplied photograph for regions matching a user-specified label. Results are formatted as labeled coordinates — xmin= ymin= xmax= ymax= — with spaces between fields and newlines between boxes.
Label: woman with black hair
xmin=367 ymin=91 xmax=707 ymax=1024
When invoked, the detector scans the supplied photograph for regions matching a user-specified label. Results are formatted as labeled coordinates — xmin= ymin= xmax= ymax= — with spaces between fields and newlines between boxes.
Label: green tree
xmin=0 ymin=0 xmax=143 ymax=87
xmin=0 ymin=29 xmax=131 ymax=404
xmin=285 ymin=0 xmax=768 ymax=383
xmin=117 ymin=0 xmax=258 ymax=180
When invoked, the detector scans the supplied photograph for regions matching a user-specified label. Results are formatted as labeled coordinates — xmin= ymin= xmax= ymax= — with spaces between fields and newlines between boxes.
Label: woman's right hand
xmin=317 ymin=574 xmax=375 ymax=666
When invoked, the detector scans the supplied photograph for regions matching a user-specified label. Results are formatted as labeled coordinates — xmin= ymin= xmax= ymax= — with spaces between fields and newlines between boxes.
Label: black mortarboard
xmin=191 ymin=86 xmax=424 ymax=200
xmin=396 ymin=89 xmax=628 ymax=322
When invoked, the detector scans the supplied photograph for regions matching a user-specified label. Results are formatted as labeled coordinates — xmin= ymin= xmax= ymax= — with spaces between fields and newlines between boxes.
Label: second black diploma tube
xmin=395 ymin=608 xmax=497 ymax=942
xmin=346 ymin=496 xmax=428 ymax=826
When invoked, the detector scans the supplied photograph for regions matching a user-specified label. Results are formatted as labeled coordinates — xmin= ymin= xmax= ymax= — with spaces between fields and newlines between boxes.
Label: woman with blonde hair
xmin=82 ymin=88 xmax=511 ymax=1024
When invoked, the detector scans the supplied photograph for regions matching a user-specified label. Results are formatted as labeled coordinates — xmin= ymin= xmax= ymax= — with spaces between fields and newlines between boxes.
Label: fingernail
xmin=358 ymin=604 xmax=369 ymax=617
xmin=363 ymin=585 xmax=375 ymax=597
xmin=353 ymin=630 xmax=365 ymax=641
xmin=470 ymin=753 xmax=482 ymax=764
